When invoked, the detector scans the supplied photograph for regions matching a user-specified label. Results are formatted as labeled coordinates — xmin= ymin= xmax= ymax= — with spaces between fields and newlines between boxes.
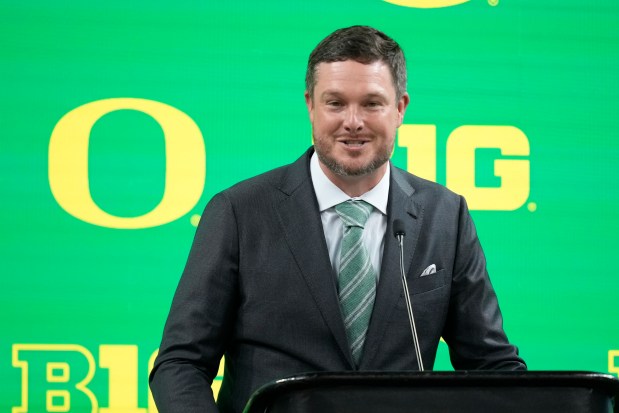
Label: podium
xmin=243 ymin=371 xmax=619 ymax=413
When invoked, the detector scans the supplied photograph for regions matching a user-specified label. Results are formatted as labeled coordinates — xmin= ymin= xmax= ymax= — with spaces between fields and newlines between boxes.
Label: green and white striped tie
xmin=335 ymin=200 xmax=377 ymax=366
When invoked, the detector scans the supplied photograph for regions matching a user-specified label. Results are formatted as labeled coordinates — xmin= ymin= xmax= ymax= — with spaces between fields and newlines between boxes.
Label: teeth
xmin=345 ymin=141 xmax=364 ymax=146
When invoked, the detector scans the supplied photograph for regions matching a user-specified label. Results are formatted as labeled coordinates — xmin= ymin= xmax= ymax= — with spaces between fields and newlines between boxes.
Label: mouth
xmin=338 ymin=138 xmax=370 ymax=148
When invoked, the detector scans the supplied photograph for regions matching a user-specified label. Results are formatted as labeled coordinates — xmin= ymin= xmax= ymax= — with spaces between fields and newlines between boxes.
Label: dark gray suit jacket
xmin=150 ymin=147 xmax=525 ymax=413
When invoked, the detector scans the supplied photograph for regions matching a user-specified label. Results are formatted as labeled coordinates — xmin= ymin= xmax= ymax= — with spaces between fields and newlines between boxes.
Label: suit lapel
xmin=360 ymin=165 xmax=424 ymax=369
xmin=274 ymin=150 xmax=354 ymax=367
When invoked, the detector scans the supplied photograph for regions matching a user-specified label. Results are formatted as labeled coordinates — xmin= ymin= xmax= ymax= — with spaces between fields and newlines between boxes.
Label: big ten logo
xmin=12 ymin=344 xmax=224 ymax=413
xmin=398 ymin=124 xmax=530 ymax=210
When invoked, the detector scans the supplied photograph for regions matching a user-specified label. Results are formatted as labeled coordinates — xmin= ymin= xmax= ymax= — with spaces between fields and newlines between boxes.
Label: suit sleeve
xmin=149 ymin=192 xmax=239 ymax=413
xmin=442 ymin=196 xmax=526 ymax=370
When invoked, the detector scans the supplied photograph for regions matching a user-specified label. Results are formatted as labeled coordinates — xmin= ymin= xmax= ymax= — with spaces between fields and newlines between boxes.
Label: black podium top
xmin=243 ymin=371 xmax=619 ymax=413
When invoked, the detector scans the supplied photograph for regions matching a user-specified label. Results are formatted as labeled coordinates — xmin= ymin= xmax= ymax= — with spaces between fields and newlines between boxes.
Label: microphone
xmin=393 ymin=219 xmax=424 ymax=371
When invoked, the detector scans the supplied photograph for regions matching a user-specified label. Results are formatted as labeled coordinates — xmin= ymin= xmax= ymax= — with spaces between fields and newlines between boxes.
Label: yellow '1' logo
xmin=384 ymin=0 xmax=469 ymax=8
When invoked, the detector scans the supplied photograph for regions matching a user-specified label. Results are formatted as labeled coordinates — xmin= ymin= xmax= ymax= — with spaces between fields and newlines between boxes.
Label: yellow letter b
xmin=13 ymin=344 xmax=97 ymax=413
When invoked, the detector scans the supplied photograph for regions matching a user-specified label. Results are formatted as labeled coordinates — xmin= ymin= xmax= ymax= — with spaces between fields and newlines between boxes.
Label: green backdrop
xmin=2 ymin=0 xmax=618 ymax=411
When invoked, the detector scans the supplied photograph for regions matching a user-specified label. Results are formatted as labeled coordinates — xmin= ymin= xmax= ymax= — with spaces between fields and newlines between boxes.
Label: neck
xmin=319 ymin=162 xmax=388 ymax=198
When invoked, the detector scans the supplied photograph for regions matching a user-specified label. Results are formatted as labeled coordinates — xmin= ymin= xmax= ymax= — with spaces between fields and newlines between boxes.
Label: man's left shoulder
xmin=391 ymin=165 xmax=462 ymax=205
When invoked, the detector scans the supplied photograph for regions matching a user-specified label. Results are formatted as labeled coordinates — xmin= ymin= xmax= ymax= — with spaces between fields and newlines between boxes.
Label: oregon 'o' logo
xmin=49 ymin=98 xmax=206 ymax=229
xmin=384 ymin=0 xmax=469 ymax=8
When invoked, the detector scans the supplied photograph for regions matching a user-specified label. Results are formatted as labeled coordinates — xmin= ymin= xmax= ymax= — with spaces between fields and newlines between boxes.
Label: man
xmin=150 ymin=25 xmax=526 ymax=413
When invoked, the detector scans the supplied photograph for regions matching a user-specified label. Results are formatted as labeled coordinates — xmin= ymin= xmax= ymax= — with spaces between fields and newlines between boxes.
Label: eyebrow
xmin=320 ymin=91 xmax=343 ymax=99
xmin=320 ymin=91 xmax=388 ymax=100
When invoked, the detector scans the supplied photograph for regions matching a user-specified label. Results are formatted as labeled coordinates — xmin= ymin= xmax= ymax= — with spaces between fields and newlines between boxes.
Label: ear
xmin=304 ymin=90 xmax=314 ymax=122
xmin=396 ymin=92 xmax=410 ymax=126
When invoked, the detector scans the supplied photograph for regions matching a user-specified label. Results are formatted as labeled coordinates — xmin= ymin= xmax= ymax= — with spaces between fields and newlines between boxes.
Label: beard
xmin=313 ymin=137 xmax=393 ymax=177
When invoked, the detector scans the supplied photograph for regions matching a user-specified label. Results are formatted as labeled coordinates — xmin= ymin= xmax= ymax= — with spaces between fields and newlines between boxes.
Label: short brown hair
xmin=305 ymin=25 xmax=407 ymax=101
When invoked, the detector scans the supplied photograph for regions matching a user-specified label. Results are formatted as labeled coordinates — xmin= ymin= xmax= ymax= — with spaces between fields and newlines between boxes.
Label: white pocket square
xmin=420 ymin=264 xmax=437 ymax=277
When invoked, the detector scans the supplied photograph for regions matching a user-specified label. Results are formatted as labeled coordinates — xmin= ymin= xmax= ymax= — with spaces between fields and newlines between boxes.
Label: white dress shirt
xmin=310 ymin=152 xmax=389 ymax=280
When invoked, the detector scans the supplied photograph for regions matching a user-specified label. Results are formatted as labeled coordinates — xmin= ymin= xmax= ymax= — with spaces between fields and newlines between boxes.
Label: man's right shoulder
xmin=214 ymin=148 xmax=313 ymax=205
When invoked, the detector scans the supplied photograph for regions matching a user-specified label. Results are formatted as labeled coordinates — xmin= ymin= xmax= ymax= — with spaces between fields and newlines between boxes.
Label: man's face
xmin=305 ymin=60 xmax=409 ymax=181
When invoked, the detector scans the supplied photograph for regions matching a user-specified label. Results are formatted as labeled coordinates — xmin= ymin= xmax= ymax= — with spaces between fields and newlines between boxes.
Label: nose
xmin=342 ymin=106 xmax=363 ymax=133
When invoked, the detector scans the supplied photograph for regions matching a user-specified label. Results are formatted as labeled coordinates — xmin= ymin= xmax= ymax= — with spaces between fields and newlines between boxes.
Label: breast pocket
xmin=408 ymin=268 xmax=448 ymax=295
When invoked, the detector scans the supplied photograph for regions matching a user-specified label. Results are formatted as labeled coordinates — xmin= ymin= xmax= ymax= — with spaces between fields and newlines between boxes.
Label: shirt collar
xmin=310 ymin=152 xmax=390 ymax=215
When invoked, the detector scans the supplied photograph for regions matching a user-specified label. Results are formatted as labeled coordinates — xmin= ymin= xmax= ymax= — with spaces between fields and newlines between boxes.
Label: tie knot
xmin=335 ymin=200 xmax=373 ymax=228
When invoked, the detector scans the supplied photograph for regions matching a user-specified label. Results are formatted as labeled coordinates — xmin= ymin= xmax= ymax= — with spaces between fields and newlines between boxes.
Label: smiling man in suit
xmin=149 ymin=25 xmax=526 ymax=413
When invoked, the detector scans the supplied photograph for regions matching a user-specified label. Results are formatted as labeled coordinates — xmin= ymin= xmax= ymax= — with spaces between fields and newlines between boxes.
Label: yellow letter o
xmin=49 ymin=98 xmax=205 ymax=229
xmin=383 ymin=0 xmax=469 ymax=9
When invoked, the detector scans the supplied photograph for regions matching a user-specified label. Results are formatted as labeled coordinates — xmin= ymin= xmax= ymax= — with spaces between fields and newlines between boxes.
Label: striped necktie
xmin=335 ymin=200 xmax=377 ymax=366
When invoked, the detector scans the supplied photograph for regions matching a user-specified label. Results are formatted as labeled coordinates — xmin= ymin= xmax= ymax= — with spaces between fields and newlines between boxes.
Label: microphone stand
xmin=395 ymin=225 xmax=424 ymax=372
